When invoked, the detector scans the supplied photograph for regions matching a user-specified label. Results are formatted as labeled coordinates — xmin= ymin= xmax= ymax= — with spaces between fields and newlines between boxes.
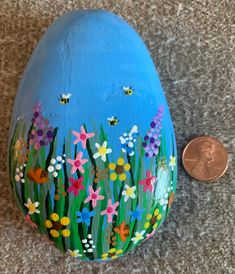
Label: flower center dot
xmin=115 ymin=165 xmax=124 ymax=174
xmin=91 ymin=193 xmax=97 ymax=199
xmin=80 ymin=133 xmax=87 ymax=140
xmin=107 ymin=207 xmax=113 ymax=214
xmin=74 ymin=160 xmax=81 ymax=167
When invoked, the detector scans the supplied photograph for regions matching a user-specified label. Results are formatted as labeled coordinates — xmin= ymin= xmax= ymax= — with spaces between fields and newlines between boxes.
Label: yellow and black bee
xmin=107 ymin=116 xmax=119 ymax=126
xmin=123 ymin=86 xmax=134 ymax=96
xmin=58 ymin=93 xmax=72 ymax=104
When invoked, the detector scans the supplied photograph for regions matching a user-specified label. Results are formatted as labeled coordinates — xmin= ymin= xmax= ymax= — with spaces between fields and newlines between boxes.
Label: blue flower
xmin=76 ymin=208 xmax=95 ymax=226
xmin=129 ymin=205 xmax=144 ymax=221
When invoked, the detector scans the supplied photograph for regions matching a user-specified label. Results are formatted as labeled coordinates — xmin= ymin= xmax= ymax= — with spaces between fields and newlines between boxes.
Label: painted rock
xmin=8 ymin=10 xmax=177 ymax=261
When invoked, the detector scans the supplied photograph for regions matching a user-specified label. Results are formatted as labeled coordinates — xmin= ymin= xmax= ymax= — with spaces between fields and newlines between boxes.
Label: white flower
xmin=50 ymin=158 xmax=56 ymax=164
xmin=24 ymin=198 xmax=40 ymax=215
xmin=122 ymin=185 xmax=136 ymax=202
xmin=119 ymin=136 xmax=126 ymax=144
xmin=93 ymin=141 xmax=112 ymax=162
xmin=130 ymin=125 xmax=138 ymax=134
xmin=67 ymin=249 xmax=82 ymax=257
xmin=131 ymin=230 xmax=145 ymax=244
xmin=169 ymin=156 xmax=176 ymax=170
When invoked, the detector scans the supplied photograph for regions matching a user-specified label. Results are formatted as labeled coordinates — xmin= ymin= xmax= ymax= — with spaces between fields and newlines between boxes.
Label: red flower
xmin=139 ymin=170 xmax=156 ymax=192
xmin=68 ymin=177 xmax=84 ymax=196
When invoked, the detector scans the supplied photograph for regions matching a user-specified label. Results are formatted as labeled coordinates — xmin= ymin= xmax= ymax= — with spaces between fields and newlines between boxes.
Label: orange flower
xmin=168 ymin=192 xmax=175 ymax=209
xmin=114 ymin=221 xmax=130 ymax=242
xmin=27 ymin=167 xmax=49 ymax=184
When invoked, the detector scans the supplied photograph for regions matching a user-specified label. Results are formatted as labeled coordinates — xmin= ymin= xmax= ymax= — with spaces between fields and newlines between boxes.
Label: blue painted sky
xmin=11 ymin=10 xmax=176 ymax=160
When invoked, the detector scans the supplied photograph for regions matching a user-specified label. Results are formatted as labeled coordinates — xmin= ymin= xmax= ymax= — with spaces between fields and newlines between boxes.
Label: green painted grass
xmin=8 ymin=114 xmax=177 ymax=261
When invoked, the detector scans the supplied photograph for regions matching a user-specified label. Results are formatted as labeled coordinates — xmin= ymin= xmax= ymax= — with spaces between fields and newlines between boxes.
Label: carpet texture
xmin=0 ymin=1 xmax=234 ymax=273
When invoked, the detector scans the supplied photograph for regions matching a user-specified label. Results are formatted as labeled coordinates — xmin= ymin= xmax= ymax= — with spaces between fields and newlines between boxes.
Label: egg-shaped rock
xmin=8 ymin=10 xmax=177 ymax=261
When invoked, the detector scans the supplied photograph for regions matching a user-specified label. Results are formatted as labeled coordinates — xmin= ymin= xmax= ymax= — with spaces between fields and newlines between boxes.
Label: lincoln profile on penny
xmin=190 ymin=141 xmax=215 ymax=180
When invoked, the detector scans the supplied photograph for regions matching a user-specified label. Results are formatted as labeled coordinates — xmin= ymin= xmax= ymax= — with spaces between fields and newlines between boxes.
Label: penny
xmin=182 ymin=136 xmax=228 ymax=182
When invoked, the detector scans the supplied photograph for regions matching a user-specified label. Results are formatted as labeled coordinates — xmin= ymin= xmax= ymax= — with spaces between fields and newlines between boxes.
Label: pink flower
xmin=67 ymin=152 xmax=88 ymax=174
xmin=101 ymin=199 xmax=119 ymax=223
xmin=68 ymin=176 xmax=85 ymax=196
xmin=25 ymin=214 xmax=37 ymax=228
xmin=72 ymin=126 xmax=95 ymax=149
xmin=84 ymin=186 xmax=104 ymax=207
xmin=146 ymin=229 xmax=157 ymax=240
xmin=139 ymin=170 xmax=156 ymax=192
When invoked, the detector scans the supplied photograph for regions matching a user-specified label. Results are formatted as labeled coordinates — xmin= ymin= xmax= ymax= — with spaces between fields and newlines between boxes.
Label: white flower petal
xmin=93 ymin=152 xmax=100 ymax=159
xmin=106 ymin=148 xmax=112 ymax=154
xmin=95 ymin=143 xmax=100 ymax=149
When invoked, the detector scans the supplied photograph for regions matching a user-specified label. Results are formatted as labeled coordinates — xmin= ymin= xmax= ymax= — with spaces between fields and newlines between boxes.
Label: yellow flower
xmin=101 ymin=248 xmax=123 ymax=260
xmin=109 ymin=157 xmax=131 ymax=181
xmin=45 ymin=213 xmax=70 ymax=238
xmin=24 ymin=198 xmax=40 ymax=215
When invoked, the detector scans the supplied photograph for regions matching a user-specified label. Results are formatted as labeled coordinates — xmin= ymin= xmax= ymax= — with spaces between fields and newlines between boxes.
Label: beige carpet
xmin=0 ymin=1 xmax=234 ymax=273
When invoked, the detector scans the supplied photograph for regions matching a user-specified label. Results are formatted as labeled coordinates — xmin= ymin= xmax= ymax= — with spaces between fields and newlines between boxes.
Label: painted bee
xmin=107 ymin=116 xmax=119 ymax=126
xmin=58 ymin=93 xmax=72 ymax=104
xmin=123 ymin=86 xmax=133 ymax=96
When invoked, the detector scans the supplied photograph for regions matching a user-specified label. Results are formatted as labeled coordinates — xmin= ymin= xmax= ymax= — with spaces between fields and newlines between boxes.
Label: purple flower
xmin=29 ymin=102 xmax=54 ymax=150
xmin=142 ymin=106 xmax=164 ymax=158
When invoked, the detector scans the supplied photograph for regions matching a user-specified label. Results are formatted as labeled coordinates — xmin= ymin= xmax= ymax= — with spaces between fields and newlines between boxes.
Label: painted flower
xmin=27 ymin=167 xmax=49 ymax=184
xmin=24 ymin=198 xmax=40 ymax=215
xmin=101 ymin=199 xmax=119 ymax=223
xmin=47 ymin=155 xmax=66 ymax=178
xmin=76 ymin=208 xmax=95 ymax=226
xmin=114 ymin=221 xmax=130 ymax=242
xmin=109 ymin=157 xmax=131 ymax=181
xmin=122 ymin=184 xmax=136 ymax=202
xmin=25 ymin=214 xmax=37 ymax=228
xmin=14 ymin=138 xmax=29 ymax=164
xmin=67 ymin=249 xmax=82 ymax=257
xmin=67 ymin=152 xmax=88 ymax=174
xmin=84 ymin=186 xmax=104 ymax=207
xmin=45 ymin=213 xmax=70 ymax=238
xmin=68 ymin=176 xmax=85 ymax=196
xmin=101 ymin=248 xmax=123 ymax=260
xmin=169 ymin=155 xmax=176 ymax=170
xmin=29 ymin=102 xmax=54 ymax=149
xmin=129 ymin=205 xmax=144 ymax=222
xmin=72 ymin=126 xmax=95 ymax=149
xmin=93 ymin=141 xmax=112 ymax=162
xmin=119 ymin=125 xmax=138 ymax=156
xmin=15 ymin=166 xmax=26 ymax=183
xmin=145 ymin=208 xmax=162 ymax=230
xmin=139 ymin=170 xmax=156 ymax=192
xmin=82 ymin=234 xmax=96 ymax=253
xmin=142 ymin=106 xmax=164 ymax=158
xmin=131 ymin=230 xmax=145 ymax=244
xmin=146 ymin=229 xmax=157 ymax=239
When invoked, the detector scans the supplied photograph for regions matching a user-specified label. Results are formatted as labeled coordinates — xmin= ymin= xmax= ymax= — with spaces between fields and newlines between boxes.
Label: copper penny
xmin=182 ymin=136 xmax=228 ymax=182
